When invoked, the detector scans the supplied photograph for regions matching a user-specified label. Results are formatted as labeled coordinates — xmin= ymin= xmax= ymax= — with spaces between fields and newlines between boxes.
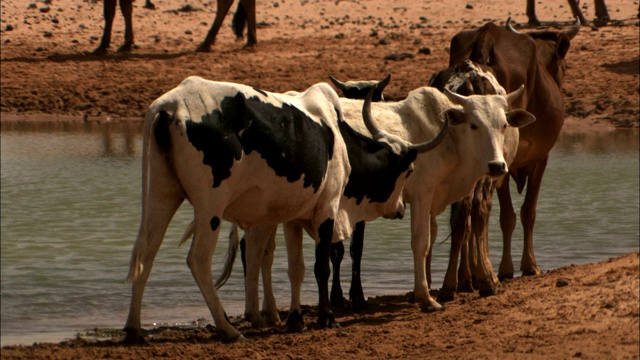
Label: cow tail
xmin=214 ymin=223 xmax=240 ymax=289
xmin=178 ymin=220 xmax=196 ymax=247
xmin=232 ymin=2 xmax=247 ymax=39
xmin=126 ymin=109 xmax=159 ymax=283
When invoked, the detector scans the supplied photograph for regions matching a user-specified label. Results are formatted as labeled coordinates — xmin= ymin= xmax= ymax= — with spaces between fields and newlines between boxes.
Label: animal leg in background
xmin=93 ymin=0 xmax=134 ymax=55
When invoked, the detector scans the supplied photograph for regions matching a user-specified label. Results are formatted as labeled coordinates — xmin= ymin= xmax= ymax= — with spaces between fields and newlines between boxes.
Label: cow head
xmin=329 ymin=74 xmax=389 ymax=102
xmin=440 ymin=85 xmax=536 ymax=177
xmin=340 ymin=75 xmax=449 ymax=223
xmin=506 ymin=17 xmax=578 ymax=87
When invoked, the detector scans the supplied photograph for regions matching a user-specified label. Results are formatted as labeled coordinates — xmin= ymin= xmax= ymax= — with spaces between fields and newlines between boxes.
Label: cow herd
xmin=121 ymin=17 xmax=579 ymax=344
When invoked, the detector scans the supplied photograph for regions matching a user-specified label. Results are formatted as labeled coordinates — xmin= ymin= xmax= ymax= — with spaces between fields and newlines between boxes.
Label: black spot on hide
xmin=185 ymin=93 xmax=335 ymax=191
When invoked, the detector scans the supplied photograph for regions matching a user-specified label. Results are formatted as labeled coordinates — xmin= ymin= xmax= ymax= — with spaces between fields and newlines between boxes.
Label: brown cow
xmin=435 ymin=18 xmax=580 ymax=300
xmin=92 ymin=0 xmax=256 ymax=55
xmin=526 ymin=0 xmax=610 ymax=27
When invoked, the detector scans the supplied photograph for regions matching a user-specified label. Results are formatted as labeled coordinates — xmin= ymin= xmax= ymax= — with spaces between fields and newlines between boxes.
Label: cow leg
xmin=593 ymin=0 xmax=610 ymax=27
xmin=439 ymin=200 xmax=469 ymax=303
xmin=123 ymin=145 xmax=185 ymax=344
xmin=187 ymin=212 xmax=243 ymax=342
xmin=410 ymin=202 xmax=442 ymax=312
xmin=284 ymin=222 xmax=306 ymax=333
xmin=425 ymin=215 xmax=437 ymax=288
xmin=457 ymin=196 xmax=475 ymax=293
xmin=239 ymin=0 xmax=257 ymax=47
xmin=497 ymin=177 xmax=516 ymax=280
xmin=567 ymin=0 xmax=590 ymax=26
xmin=471 ymin=179 xmax=499 ymax=297
xmin=520 ymin=159 xmax=547 ymax=277
xmin=329 ymin=241 xmax=345 ymax=308
xmin=197 ymin=0 xmax=234 ymax=52
xmin=526 ymin=0 xmax=541 ymax=26
xmin=243 ymin=225 xmax=275 ymax=328
xmin=348 ymin=221 xmax=367 ymax=311
xmin=143 ymin=0 xmax=155 ymax=10
xmin=116 ymin=0 xmax=134 ymax=53
xmin=315 ymin=219 xmax=339 ymax=328
xmin=93 ymin=0 xmax=118 ymax=55
xmin=260 ymin=228 xmax=281 ymax=326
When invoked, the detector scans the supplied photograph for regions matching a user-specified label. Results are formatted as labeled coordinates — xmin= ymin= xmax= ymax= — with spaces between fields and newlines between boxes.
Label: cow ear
xmin=556 ymin=34 xmax=571 ymax=60
xmin=439 ymin=108 xmax=467 ymax=126
xmin=506 ymin=109 xmax=536 ymax=128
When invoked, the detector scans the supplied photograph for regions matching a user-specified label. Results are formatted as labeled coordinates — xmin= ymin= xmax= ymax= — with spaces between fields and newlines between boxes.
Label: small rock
xmin=334 ymin=33 xmax=344 ymax=39
xmin=556 ymin=278 xmax=570 ymax=287
xmin=378 ymin=38 xmax=389 ymax=45
xmin=43 ymin=31 xmax=53 ymax=37
xmin=52 ymin=18 xmax=59 ymax=24
xmin=419 ymin=16 xmax=427 ymax=23
xmin=384 ymin=52 xmax=414 ymax=61
xmin=28 ymin=3 xmax=37 ymax=9
xmin=418 ymin=47 xmax=431 ymax=55
xmin=412 ymin=38 xmax=421 ymax=45
xmin=466 ymin=3 xmax=474 ymax=9
xmin=5 ymin=24 xmax=14 ymax=31
xmin=40 ymin=6 xmax=51 ymax=13
xmin=185 ymin=29 xmax=192 ymax=35
xmin=35 ymin=46 xmax=44 ymax=51
xmin=273 ymin=2 xmax=279 ymax=7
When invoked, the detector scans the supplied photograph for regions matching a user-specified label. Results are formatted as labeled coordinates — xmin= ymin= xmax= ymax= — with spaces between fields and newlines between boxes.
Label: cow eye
xmin=470 ymin=123 xmax=478 ymax=130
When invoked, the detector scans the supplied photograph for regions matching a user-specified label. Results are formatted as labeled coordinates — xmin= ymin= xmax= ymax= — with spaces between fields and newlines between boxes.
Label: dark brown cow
xmin=92 ymin=0 xmax=256 ymax=55
xmin=526 ymin=0 xmax=610 ymax=27
xmin=437 ymin=18 xmax=579 ymax=299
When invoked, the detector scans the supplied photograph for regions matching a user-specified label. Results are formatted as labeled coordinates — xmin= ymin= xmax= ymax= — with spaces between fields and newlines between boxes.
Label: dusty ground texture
xmin=1 ymin=253 xmax=638 ymax=359
xmin=0 ymin=0 xmax=638 ymax=127
xmin=1 ymin=0 xmax=639 ymax=358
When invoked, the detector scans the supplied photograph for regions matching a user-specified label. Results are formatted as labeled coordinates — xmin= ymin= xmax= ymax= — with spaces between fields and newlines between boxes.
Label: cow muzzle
xmin=487 ymin=161 xmax=507 ymax=177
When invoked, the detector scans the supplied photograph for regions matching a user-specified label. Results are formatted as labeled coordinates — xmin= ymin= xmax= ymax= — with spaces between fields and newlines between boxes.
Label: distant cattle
xmin=123 ymin=76 xmax=444 ymax=342
xmin=440 ymin=18 xmax=579 ymax=298
xmin=526 ymin=0 xmax=609 ymax=27
xmin=93 ymin=0 xmax=255 ymax=55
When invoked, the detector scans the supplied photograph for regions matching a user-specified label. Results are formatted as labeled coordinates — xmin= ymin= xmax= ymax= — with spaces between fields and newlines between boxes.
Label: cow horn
xmin=563 ymin=17 xmax=581 ymax=39
xmin=409 ymin=117 xmax=449 ymax=153
xmin=506 ymin=17 xmax=520 ymax=34
xmin=362 ymin=83 xmax=381 ymax=136
xmin=505 ymin=85 xmax=526 ymax=105
xmin=444 ymin=88 xmax=468 ymax=106
xmin=377 ymin=73 xmax=392 ymax=93
xmin=329 ymin=75 xmax=348 ymax=91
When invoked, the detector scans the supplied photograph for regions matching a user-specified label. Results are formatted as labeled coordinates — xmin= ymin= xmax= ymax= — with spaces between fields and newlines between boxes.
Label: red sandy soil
xmin=1 ymin=0 xmax=638 ymax=358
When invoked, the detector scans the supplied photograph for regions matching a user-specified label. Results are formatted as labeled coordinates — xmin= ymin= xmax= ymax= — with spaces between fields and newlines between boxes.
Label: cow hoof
xmin=457 ymin=281 xmax=475 ymax=293
xmin=221 ymin=332 xmax=246 ymax=343
xmin=498 ymin=272 xmax=514 ymax=281
xmin=437 ymin=288 xmax=455 ymax=303
xmin=286 ymin=310 xmax=307 ymax=333
xmin=521 ymin=267 xmax=541 ymax=277
xmin=122 ymin=327 xmax=146 ymax=345
xmin=478 ymin=287 xmax=498 ymax=297
xmin=261 ymin=310 xmax=281 ymax=326
xmin=419 ymin=299 xmax=443 ymax=313
xmin=91 ymin=47 xmax=109 ymax=56
xmin=350 ymin=297 xmax=367 ymax=312
xmin=317 ymin=311 xmax=339 ymax=329
xmin=116 ymin=44 xmax=133 ymax=53
xmin=195 ymin=43 xmax=211 ymax=53
xmin=330 ymin=294 xmax=346 ymax=309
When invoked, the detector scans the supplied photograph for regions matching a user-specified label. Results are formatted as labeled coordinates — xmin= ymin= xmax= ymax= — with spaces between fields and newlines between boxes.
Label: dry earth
xmin=1 ymin=0 xmax=639 ymax=358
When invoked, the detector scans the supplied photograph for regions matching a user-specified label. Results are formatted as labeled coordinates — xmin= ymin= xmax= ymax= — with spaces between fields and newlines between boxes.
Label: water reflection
xmin=0 ymin=122 xmax=638 ymax=347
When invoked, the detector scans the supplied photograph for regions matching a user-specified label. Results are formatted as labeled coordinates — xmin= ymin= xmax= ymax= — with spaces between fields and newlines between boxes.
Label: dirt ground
xmin=1 ymin=0 xmax=639 ymax=358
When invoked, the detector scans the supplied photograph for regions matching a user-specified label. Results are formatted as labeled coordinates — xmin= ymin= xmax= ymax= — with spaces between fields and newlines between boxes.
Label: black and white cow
xmin=123 ymin=76 xmax=446 ymax=343
xmin=217 ymin=76 xmax=536 ymax=328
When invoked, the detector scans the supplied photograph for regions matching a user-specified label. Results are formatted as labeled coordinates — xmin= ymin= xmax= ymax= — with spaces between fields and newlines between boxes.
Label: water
xmin=1 ymin=122 xmax=638 ymax=346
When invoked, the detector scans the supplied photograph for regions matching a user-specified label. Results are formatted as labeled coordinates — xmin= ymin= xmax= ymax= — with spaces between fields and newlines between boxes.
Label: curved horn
xmin=444 ymin=88 xmax=468 ymax=106
xmin=505 ymin=85 xmax=526 ymax=105
xmin=362 ymin=83 xmax=381 ymax=136
xmin=377 ymin=74 xmax=392 ymax=93
xmin=329 ymin=75 xmax=348 ymax=91
xmin=506 ymin=17 xmax=520 ymax=34
xmin=563 ymin=17 xmax=581 ymax=39
xmin=409 ymin=117 xmax=449 ymax=153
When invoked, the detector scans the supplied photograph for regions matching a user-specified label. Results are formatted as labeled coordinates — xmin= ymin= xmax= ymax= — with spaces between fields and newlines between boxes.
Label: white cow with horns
xmin=123 ymin=75 xmax=447 ymax=343
xmin=216 ymin=75 xmax=536 ymax=328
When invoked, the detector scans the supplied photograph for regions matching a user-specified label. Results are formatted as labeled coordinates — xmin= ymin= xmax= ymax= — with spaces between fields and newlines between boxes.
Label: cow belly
xmin=223 ymin=183 xmax=320 ymax=226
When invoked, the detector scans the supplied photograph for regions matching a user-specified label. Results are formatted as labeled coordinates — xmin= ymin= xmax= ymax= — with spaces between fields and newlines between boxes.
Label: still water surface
xmin=1 ymin=122 xmax=638 ymax=346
